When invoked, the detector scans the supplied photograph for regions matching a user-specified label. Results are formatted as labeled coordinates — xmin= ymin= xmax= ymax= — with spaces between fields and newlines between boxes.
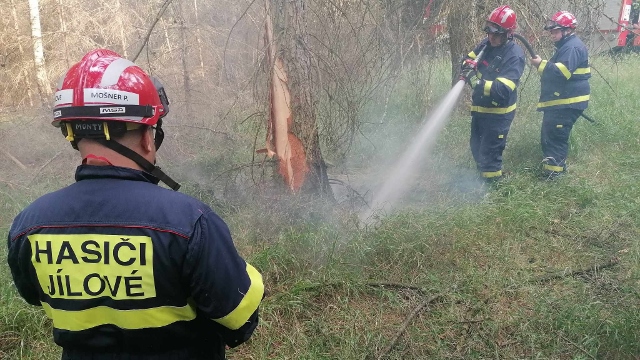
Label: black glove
xmin=465 ymin=70 xmax=481 ymax=89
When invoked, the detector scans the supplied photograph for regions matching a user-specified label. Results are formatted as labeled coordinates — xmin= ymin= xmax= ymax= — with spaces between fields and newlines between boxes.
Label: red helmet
xmin=51 ymin=49 xmax=180 ymax=191
xmin=545 ymin=11 xmax=577 ymax=30
xmin=485 ymin=5 xmax=517 ymax=33
xmin=52 ymin=49 xmax=168 ymax=128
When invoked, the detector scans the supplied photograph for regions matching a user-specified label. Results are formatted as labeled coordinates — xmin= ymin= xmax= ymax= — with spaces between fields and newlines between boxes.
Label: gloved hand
xmin=465 ymin=70 xmax=481 ymax=90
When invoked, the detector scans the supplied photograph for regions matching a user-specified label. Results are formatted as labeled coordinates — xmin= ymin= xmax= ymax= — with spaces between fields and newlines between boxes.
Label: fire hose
xmin=511 ymin=33 xmax=597 ymax=124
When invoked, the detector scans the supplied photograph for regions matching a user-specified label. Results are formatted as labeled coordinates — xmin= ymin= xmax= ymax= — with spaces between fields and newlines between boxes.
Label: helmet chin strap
xmin=60 ymin=118 xmax=179 ymax=190
xmin=94 ymin=138 xmax=181 ymax=191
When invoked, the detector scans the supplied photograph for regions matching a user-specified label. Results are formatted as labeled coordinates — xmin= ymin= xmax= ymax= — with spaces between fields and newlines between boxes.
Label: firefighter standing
xmin=461 ymin=5 xmax=525 ymax=182
xmin=530 ymin=11 xmax=590 ymax=179
xmin=7 ymin=49 xmax=264 ymax=359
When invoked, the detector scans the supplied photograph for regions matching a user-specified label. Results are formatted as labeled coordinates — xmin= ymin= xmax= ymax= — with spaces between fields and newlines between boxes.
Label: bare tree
xmin=8 ymin=0 xmax=34 ymax=106
xmin=175 ymin=1 xmax=192 ymax=119
xmin=28 ymin=0 xmax=50 ymax=103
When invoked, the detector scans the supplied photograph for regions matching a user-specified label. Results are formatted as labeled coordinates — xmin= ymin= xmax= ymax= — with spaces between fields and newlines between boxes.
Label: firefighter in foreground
xmin=530 ymin=11 xmax=590 ymax=179
xmin=461 ymin=5 xmax=525 ymax=182
xmin=7 ymin=49 xmax=264 ymax=359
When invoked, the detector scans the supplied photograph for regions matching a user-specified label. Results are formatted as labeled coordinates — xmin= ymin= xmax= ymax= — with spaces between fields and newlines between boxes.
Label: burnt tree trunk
xmin=279 ymin=0 xmax=334 ymax=199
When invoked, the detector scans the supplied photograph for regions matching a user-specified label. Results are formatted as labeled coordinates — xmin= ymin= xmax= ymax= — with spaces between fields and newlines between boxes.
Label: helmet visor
xmin=544 ymin=20 xmax=561 ymax=30
xmin=484 ymin=22 xmax=506 ymax=34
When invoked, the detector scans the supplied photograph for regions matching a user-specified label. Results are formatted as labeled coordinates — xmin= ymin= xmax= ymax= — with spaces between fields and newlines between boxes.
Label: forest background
xmin=1 ymin=0 xmax=639 ymax=359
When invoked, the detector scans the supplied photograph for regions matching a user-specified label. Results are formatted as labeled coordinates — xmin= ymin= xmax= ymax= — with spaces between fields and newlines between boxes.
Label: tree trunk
xmin=447 ymin=0 xmax=481 ymax=86
xmin=281 ymin=0 xmax=334 ymax=199
xmin=28 ymin=0 xmax=50 ymax=104
xmin=56 ymin=0 xmax=70 ymax=68
xmin=177 ymin=1 xmax=191 ymax=119
xmin=194 ymin=0 xmax=205 ymax=78
xmin=116 ymin=0 xmax=129 ymax=58
xmin=12 ymin=0 xmax=34 ymax=106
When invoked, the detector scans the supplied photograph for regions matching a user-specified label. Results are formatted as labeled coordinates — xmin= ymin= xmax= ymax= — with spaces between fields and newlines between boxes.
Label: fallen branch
xmin=589 ymin=64 xmax=616 ymax=94
xmin=376 ymin=294 xmax=442 ymax=360
xmin=329 ymin=178 xmax=369 ymax=206
xmin=456 ymin=318 xmax=486 ymax=324
xmin=0 ymin=178 xmax=27 ymax=189
xmin=28 ymin=151 xmax=62 ymax=186
xmin=533 ymin=258 xmax=620 ymax=284
xmin=1 ymin=149 xmax=26 ymax=170
xmin=366 ymin=282 xmax=428 ymax=294
xmin=558 ymin=333 xmax=597 ymax=360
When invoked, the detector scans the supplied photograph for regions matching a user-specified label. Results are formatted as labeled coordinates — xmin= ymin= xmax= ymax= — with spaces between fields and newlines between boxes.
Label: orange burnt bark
xmin=262 ymin=1 xmax=309 ymax=192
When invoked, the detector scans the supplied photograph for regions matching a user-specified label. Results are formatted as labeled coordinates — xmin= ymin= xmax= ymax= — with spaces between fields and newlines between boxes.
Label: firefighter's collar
xmin=75 ymin=164 xmax=161 ymax=185
xmin=555 ymin=33 xmax=575 ymax=47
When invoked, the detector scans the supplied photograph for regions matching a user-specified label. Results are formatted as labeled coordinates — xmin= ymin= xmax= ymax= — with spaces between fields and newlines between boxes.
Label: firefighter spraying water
xmin=361 ymin=5 xmax=536 ymax=222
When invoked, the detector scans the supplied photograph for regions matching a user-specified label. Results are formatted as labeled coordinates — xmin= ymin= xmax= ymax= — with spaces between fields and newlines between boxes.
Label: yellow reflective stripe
xmin=483 ymin=80 xmax=492 ymax=96
xmin=470 ymin=103 xmax=516 ymax=114
xmin=214 ymin=263 xmax=264 ymax=330
xmin=573 ymin=67 xmax=590 ymax=75
xmin=537 ymin=95 xmax=590 ymax=108
xmin=468 ymin=51 xmax=477 ymax=59
xmin=496 ymin=77 xmax=516 ymax=90
xmin=543 ymin=164 xmax=564 ymax=172
xmin=555 ymin=63 xmax=571 ymax=79
xmin=482 ymin=170 xmax=502 ymax=178
xmin=41 ymin=301 xmax=196 ymax=331
xmin=538 ymin=60 xmax=548 ymax=73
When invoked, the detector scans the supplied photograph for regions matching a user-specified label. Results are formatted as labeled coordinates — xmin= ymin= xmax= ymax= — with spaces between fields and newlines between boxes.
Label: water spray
xmin=359 ymin=48 xmax=487 ymax=223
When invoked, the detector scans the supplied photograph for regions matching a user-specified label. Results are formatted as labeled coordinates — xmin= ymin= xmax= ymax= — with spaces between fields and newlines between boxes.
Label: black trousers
xmin=470 ymin=114 xmax=514 ymax=178
xmin=540 ymin=108 xmax=582 ymax=172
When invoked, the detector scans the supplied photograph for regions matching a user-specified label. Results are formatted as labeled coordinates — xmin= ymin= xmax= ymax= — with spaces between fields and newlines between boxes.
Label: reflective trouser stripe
xmin=471 ymin=103 xmax=516 ymax=114
xmin=537 ymin=95 xmax=589 ymax=109
xmin=482 ymin=170 xmax=502 ymax=178
xmin=543 ymin=164 xmax=564 ymax=172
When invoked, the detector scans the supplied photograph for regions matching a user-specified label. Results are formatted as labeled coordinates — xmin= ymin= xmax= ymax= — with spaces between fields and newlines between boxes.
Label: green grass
xmin=1 ymin=54 xmax=640 ymax=359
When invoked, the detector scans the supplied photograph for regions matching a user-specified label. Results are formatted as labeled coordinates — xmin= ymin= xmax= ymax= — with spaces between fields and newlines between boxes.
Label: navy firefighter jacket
xmin=537 ymin=34 xmax=590 ymax=111
xmin=7 ymin=165 xmax=264 ymax=359
xmin=466 ymin=37 xmax=525 ymax=118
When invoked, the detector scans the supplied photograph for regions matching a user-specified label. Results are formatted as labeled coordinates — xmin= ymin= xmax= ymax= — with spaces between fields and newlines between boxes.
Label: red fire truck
xmin=592 ymin=0 xmax=639 ymax=51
